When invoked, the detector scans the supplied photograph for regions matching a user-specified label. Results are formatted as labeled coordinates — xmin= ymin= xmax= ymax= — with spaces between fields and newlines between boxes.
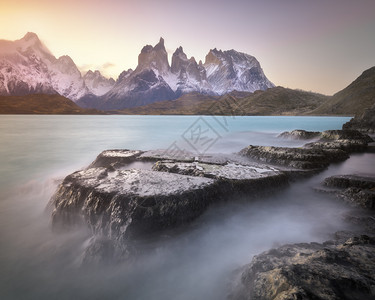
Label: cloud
xmin=102 ymin=62 xmax=115 ymax=69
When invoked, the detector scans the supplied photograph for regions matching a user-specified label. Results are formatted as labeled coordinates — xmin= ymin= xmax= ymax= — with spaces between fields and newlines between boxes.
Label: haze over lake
xmin=3 ymin=115 xmax=375 ymax=300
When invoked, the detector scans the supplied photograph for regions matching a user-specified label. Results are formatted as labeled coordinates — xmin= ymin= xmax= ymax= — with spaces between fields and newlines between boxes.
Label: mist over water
xmin=2 ymin=115 xmax=369 ymax=300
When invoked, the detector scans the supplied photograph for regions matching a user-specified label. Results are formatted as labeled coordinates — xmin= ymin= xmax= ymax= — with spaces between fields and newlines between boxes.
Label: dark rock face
xmin=51 ymin=167 xmax=219 ymax=241
xmin=240 ymin=130 xmax=372 ymax=170
xmin=278 ymin=129 xmax=321 ymax=140
xmin=322 ymin=175 xmax=375 ymax=210
xmin=343 ymin=103 xmax=375 ymax=133
xmin=230 ymin=235 xmax=375 ymax=300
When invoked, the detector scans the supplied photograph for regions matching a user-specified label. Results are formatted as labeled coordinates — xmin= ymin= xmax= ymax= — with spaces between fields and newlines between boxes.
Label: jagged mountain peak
xmin=154 ymin=37 xmax=165 ymax=50
xmin=137 ymin=38 xmax=170 ymax=74
xmin=203 ymin=47 xmax=274 ymax=94
xmin=22 ymin=32 xmax=39 ymax=42
xmin=13 ymin=32 xmax=52 ymax=58
xmin=0 ymin=33 xmax=90 ymax=100
xmin=1 ymin=34 xmax=275 ymax=109
xmin=57 ymin=55 xmax=75 ymax=65
xmin=204 ymin=49 xmax=223 ymax=65
xmin=173 ymin=46 xmax=185 ymax=56
xmin=83 ymin=69 xmax=115 ymax=96
xmin=117 ymin=69 xmax=133 ymax=83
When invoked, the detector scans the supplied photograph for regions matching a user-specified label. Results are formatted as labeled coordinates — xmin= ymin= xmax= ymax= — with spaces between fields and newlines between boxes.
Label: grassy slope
xmin=310 ymin=66 xmax=375 ymax=116
xmin=118 ymin=87 xmax=328 ymax=116
xmin=0 ymin=94 xmax=103 ymax=114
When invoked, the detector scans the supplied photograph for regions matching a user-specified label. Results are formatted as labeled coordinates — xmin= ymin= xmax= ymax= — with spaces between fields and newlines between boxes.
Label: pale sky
xmin=1 ymin=0 xmax=374 ymax=95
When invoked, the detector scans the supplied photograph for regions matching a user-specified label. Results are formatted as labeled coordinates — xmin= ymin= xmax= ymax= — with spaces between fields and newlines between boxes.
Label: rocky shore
xmin=49 ymin=125 xmax=375 ymax=296
xmin=343 ymin=103 xmax=375 ymax=133
xmin=228 ymin=126 xmax=375 ymax=300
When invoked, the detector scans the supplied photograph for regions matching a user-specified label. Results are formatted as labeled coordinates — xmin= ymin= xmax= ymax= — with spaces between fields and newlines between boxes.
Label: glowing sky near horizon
xmin=1 ymin=0 xmax=375 ymax=95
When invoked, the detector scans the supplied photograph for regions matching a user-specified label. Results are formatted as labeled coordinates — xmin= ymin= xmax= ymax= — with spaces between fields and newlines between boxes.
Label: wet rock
xmin=50 ymin=149 xmax=292 ymax=261
xmin=153 ymin=161 xmax=288 ymax=196
xmin=320 ymin=129 xmax=373 ymax=143
xmin=278 ymin=129 xmax=320 ymax=140
xmin=305 ymin=130 xmax=374 ymax=152
xmin=230 ymin=235 xmax=375 ymax=300
xmin=88 ymin=149 xmax=143 ymax=169
xmin=81 ymin=236 xmax=117 ymax=266
xmin=322 ymin=175 xmax=375 ymax=210
xmin=305 ymin=139 xmax=369 ymax=152
xmin=240 ymin=130 xmax=371 ymax=170
xmin=139 ymin=149 xmax=195 ymax=162
xmin=239 ymin=145 xmax=348 ymax=169
xmin=51 ymin=167 xmax=218 ymax=241
xmin=343 ymin=104 xmax=375 ymax=134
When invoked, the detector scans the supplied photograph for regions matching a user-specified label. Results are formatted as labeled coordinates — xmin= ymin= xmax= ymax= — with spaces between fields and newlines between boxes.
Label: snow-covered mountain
xmin=171 ymin=47 xmax=212 ymax=96
xmin=0 ymin=32 xmax=92 ymax=100
xmin=83 ymin=70 xmax=115 ymax=96
xmin=95 ymin=38 xmax=274 ymax=109
xmin=204 ymin=48 xmax=274 ymax=94
xmin=1 ymin=33 xmax=275 ymax=109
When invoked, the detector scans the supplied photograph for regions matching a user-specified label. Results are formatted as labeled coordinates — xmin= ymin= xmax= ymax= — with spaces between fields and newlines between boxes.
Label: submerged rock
xmin=230 ymin=235 xmax=375 ymax=300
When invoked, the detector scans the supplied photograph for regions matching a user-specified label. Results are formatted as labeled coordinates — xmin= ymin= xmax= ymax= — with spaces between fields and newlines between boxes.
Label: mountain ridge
xmin=1 ymin=33 xmax=275 ymax=110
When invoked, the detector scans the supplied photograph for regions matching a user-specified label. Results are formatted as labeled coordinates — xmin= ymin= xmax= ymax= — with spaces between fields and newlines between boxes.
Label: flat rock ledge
xmin=319 ymin=175 xmax=375 ymax=210
xmin=230 ymin=235 xmax=375 ymax=300
xmin=240 ymin=130 xmax=372 ymax=170
xmin=50 ymin=149 xmax=289 ymax=259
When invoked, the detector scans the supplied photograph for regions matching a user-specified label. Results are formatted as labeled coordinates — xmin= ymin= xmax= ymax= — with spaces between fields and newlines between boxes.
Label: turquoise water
xmin=0 ymin=115 xmax=351 ymax=188
xmin=2 ymin=115 xmax=369 ymax=300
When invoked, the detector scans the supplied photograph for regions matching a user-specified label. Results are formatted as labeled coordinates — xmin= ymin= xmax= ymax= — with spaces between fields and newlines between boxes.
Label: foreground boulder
xmin=51 ymin=167 xmax=218 ymax=240
xmin=230 ymin=235 xmax=375 ymax=300
xmin=50 ymin=149 xmax=288 ymax=257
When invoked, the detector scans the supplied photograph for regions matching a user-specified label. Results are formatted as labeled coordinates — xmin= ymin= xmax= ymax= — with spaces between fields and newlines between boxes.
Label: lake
xmin=2 ymin=115 xmax=374 ymax=300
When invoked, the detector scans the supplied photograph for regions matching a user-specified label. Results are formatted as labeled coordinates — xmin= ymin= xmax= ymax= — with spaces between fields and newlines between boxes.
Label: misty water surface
xmin=2 ymin=115 xmax=372 ymax=300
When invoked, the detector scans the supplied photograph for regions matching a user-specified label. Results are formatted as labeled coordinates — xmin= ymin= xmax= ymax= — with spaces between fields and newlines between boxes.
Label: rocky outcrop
xmin=241 ymin=130 xmax=372 ymax=170
xmin=278 ymin=129 xmax=320 ymax=140
xmin=321 ymin=175 xmax=375 ymax=210
xmin=231 ymin=170 xmax=375 ymax=300
xmin=50 ymin=149 xmax=289 ymax=260
xmin=51 ymin=167 xmax=219 ymax=240
xmin=343 ymin=103 xmax=375 ymax=133
xmin=239 ymin=145 xmax=348 ymax=169
xmin=230 ymin=235 xmax=375 ymax=300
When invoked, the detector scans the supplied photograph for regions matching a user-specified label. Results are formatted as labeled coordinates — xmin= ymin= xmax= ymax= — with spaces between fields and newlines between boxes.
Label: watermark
xmin=163 ymin=96 xmax=246 ymax=157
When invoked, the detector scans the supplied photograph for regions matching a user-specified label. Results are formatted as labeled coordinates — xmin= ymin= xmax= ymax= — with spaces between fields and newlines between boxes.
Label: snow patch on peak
xmin=83 ymin=69 xmax=115 ymax=96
